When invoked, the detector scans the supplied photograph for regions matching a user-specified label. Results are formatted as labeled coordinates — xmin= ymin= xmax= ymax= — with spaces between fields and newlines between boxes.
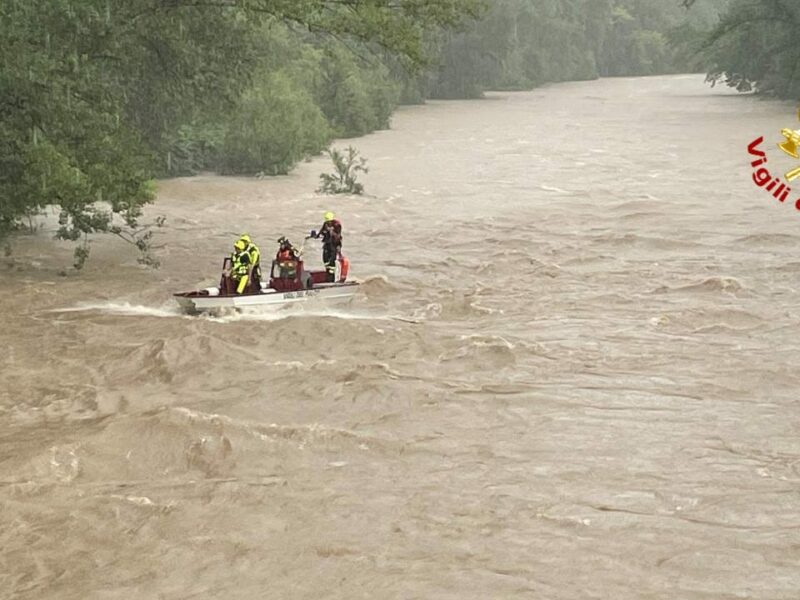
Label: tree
xmin=222 ymin=71 xmax=331 ymax=175
xmin=0 ymin=0 xmax=485 ymax=266
xmin=691 ymin=0 xmax=800 ymax=98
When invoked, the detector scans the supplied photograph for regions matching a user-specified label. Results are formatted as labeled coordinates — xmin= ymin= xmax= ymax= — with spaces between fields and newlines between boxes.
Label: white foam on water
xmin=539 ymin=184 xmax=570 ymax=194
xmin=48 ymin=302 xmax=186 ymax=319
xmin=200 ymin=304 xmax=420 ymax=325
xmin=49 ymin=300 xmax=421 ymax=325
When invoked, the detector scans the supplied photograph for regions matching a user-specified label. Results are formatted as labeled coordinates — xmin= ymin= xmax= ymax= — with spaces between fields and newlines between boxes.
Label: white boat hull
xmin=175 ymin=282 xmax=359 ymax=313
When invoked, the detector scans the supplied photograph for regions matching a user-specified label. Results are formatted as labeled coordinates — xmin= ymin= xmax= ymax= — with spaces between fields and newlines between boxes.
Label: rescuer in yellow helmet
xmin=227 ymin=233 xmax=261 ymax=294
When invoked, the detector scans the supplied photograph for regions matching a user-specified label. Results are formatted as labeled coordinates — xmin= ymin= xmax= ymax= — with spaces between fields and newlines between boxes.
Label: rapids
xmin=2 ymin=75 xmax=799 ymax=599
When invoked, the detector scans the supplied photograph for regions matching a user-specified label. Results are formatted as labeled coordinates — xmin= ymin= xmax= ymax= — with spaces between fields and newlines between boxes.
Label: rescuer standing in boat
xmin=227 ymin=233 xmax=261 ymax=294
xmin=239 ymin=233 xmax=261 ymax=287
xmin=311 ymin=212 xmax=342 ymax=282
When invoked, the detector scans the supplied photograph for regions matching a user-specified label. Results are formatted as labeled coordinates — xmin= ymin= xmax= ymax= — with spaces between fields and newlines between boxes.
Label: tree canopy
xmin=0 ymin=0 xmax=484 ymax=265
xmin=691 ymin=0 xmax=800 ymax=98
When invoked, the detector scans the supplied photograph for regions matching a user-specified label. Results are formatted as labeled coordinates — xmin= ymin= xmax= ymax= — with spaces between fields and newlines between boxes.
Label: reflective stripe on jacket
xmin=231 ymin=249 xmax=252 ymax=277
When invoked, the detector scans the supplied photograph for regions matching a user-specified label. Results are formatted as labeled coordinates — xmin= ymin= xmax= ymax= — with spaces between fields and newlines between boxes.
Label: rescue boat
xmin=173 ymin=253 xmax=358 ymax=313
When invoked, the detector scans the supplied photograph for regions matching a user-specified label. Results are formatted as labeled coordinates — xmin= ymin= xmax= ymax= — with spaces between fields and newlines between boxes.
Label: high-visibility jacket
xmin=245 ymin=242 xmax=260 ymax=270
xmin=232 ymin=241 xmax=260 ymax=276
xmin=231 ymin=249 xmax=252 ymax=278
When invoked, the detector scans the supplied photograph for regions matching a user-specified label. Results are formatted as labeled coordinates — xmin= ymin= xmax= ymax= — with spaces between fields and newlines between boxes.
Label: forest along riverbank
xmin=2 ymin=75 xmax=799 ymax=599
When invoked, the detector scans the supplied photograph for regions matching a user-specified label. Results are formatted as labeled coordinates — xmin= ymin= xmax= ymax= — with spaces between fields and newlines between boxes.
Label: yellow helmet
xmin=234 ymin=239 xmax=246 ymax=252
xmin=239 ymin=233 xmax=251 ymax=244
xmin=324 ymin=211 xmax=335 ymax=222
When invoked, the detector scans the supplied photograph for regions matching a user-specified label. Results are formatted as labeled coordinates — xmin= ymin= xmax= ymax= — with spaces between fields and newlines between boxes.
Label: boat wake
xmin=199 ymin=305 xmax=422 ymax=324
xmin=49 ymin=301 xmax=421 ymax=325
xmin=49 ymin=302 xmax=186 ymax=319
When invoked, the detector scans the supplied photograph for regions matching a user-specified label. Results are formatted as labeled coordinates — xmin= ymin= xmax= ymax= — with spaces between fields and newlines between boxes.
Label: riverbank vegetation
xmin=683 ymin=0 xmax=800 ymax=99
xmin=1 ymin=0 xmax=747 ymax=266
xmin=0 ymin=0 xmax=482 ymax=265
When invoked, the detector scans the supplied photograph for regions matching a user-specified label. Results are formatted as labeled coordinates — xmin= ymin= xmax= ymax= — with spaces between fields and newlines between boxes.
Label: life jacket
xmin=231 ymin=248 xmax=252 ymax=277
xmin=245 ymin=242 xmax=260 ymax=269
xmin=275 ymin=249 xmax=297 ymax=279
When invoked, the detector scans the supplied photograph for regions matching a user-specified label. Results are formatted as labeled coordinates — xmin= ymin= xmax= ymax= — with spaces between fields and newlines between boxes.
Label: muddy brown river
xmin=2 ymin=75 xmax=799 ymax=599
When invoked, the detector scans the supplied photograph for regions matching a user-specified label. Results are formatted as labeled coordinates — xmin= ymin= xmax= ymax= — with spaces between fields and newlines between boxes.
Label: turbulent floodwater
xmin=2 ymin=75 xmax=800 ymax=599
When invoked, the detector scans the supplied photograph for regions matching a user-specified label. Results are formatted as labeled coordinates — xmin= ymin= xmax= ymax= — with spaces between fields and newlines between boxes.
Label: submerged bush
xmin=318 ymin=146 xmax=369 ymax=195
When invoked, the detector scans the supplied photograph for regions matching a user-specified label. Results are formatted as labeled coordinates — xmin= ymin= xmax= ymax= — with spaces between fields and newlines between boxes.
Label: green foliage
xmin=0 ymin=0 xmax=483 ymax=266
xmin=109 ymin=214 xmax=167 ymax=269
xmin=164 ymin=123 xmax=226 ymax=176
xmin=235 ymin=0 xmax=487 ymax=69
xmin=317 ymin=45 xmax=401 ymax=137
xmin=604 ymin=6 xmax=676 ymax=76
xmin=0 ymin=0 xmax=235 ymax=265
xmin=318 ymin=147 xmax=369 ymax=195
xmin=689 ymin=0 xmax=800 ymax=98
xmin=222 ymin=71 xmax=332 ymax=175
xmin=426 ymin=26 xmax=498 ymax=99
xmin=423 ymin=0 xmax=711 ymax=99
